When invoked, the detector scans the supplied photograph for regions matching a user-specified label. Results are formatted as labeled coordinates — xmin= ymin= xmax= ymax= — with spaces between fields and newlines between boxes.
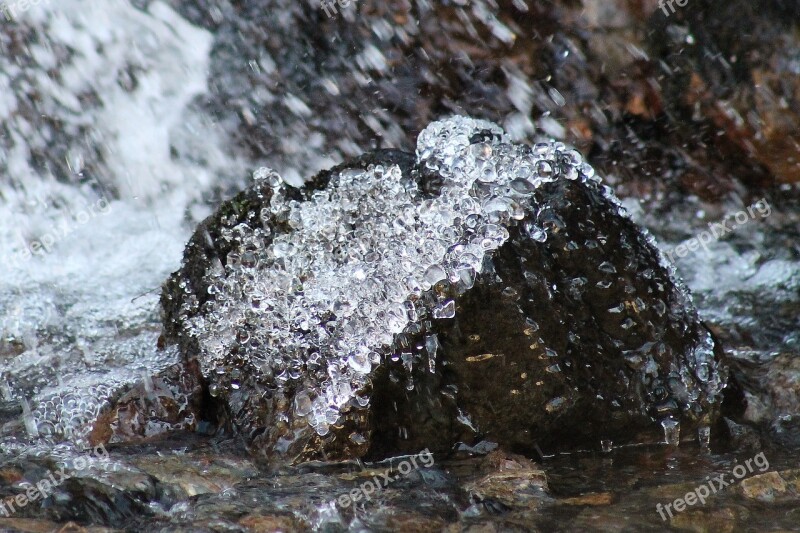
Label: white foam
xmin=0 ymin=1 xmax=227 ymax=450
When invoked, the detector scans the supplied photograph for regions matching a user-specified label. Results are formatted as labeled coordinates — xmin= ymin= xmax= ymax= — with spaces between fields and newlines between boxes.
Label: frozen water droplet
xmin=141 ymin=369 xmax=154 ymax=394
xmin=332 ymin=382 xmax=352 ymax=408
xmin=698 ymin=426 xmax=711 ymax=448
xmin=661 ymin=417 xmax=680 ymax=446
xmin=424 ymin=265 xmax=446 ymax=285
xmin=0 ymin=378 xmax=11 ymax=401
xmin=536 ymin=160 xmax=554 ymax=179
xmin=456 ymin=408 xmax=477 ymax=432
xmin=697 ymin=363 xmax=710 ymax=382
xmin=253 ymin=167 xmax=283 ymax=188
xmin=425 ymin=334 xmax=440 ymax=373
xmin=21 ymin=398 xmax=39 ymax=438
xmin=598 ymin=261 xmax=617 ymax=274
xmin=349 ymin=432 xmax=367 ymax=445
xmin=510 ymin=178 xmax=537 ymax=194
xmin=295 ymin=391 xmax=313 ymax=417
xmin=433 ymin=300 xmax=455 ymax=319
xmin=545 ymin=396 xmax=566 ymax=413
xmin=524 ymin=221 xmax=547 ymax=242
xmin=347 ymin=351 xmax=371 ymax=374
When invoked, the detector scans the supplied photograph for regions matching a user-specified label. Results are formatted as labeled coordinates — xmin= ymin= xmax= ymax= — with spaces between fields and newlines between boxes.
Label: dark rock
xmin=462 ymin=451 xmax=548 ymax=510
xmin=740 ymin=353 xmax=800 ymax=447
xmin=161 ymin=116 xmax=732 ymax=463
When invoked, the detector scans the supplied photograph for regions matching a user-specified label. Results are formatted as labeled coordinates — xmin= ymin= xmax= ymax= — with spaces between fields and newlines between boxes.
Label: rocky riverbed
xmin=0 ymin=0 xmax=798 ymax=531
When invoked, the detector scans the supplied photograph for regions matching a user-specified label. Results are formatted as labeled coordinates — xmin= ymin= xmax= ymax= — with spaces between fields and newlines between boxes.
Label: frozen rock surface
xmin=162 ymin=116 xmax=731 ymax=462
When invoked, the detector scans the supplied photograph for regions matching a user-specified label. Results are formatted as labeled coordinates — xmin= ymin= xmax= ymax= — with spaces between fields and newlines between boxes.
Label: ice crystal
xmin=183 ymin=116 xmax=608 ymax=436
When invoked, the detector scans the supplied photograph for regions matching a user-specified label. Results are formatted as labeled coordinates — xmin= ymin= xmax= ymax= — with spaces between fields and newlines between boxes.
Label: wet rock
xmin=463 ymin=451 xmax=548 ymax=510
xmin=128 ymin=448 xmax=259 ymax=498
xmin=89 ymin=362 xmax=204 ymax=447
xmin=162 ymin=116 xmax=731 ymax=463
xmin=237 ymin=513 xmax=306 ymax=533
xmin=721 ymin=418 xmax=763 ymax=453
xmin=737 ymin=469 xmax=800 ymax=504
xmin=560 ymin=492 xmax=614 ymax=506
xmin=781 ymin=469 xmax=800 ymax=493
xmin=738 ymin=471 xmax=788 ymax=503
xmin=0 ymin=518 xmax=120 ymax=533
xmin=381 ymin=513 xmax=448 ymax=533
xmin=741 ymin=353 xmax=800 ymax=447
xmin=664 ymin=506 xmax=747 ymax=533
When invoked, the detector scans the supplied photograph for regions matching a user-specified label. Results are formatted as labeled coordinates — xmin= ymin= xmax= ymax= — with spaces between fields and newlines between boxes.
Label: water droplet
xmin=294 ymin=391 xmax=313 ymax=417
xmin=698 ymin=426 xmax=711 ymax=448
xmin=21 ymin=398 xmax=39 ymax=438
xmin=425 ymin=334 xmax=439 ymax=373
xmin=536 ymin=160 xmax=554 ymax=178
xmin=432 ymin=300 xmax=455 ymax=319
xmin=253 ymin=167 xmax=283 ymax=188
xmin=661 ymin=417 xmax=680 ymax=446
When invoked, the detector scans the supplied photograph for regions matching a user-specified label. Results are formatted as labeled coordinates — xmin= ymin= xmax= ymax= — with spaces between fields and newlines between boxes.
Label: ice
xmin=661 ymin=417 xmax=681 ymax=446
xmin=183 ymin=116 xmax=618 ymax=436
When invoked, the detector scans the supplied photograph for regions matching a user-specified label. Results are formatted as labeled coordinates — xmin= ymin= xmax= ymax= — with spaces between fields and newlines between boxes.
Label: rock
xmin=128 ymin=449 xmax=259 ymax=498
xmin=237 ymin=513 xmax=306 ymax=532
xmin=665 ymin=506 xmax=747 ymax=533
xmin=749 ymin=354 xmax=800 ymax=446
xmin=560 ymin=492 xmax=614 ymax=506
xmin=738 ymin=471 xmax=787 ymax=502
xmin=161 ymin=116 xmax=733 ymax=464
xmin=381 ymin=513 xmax=448 ymax=533
xmin=721 ymin=418 xmax=763 ymax=452
xmin=89 ymin=362 xmax=204 ymax=447
xmin=780 ymin=469 xmax=800 ymax=493
xmin=464 ymin=466 xmax=548 ymax=510
xmin=0 ymin=518 xmax=119 ymax=533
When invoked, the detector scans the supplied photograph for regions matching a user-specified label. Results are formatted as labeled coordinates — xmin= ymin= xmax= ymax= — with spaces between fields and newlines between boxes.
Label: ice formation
xmin=182 ymin=116 xmax=624 ymax=437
